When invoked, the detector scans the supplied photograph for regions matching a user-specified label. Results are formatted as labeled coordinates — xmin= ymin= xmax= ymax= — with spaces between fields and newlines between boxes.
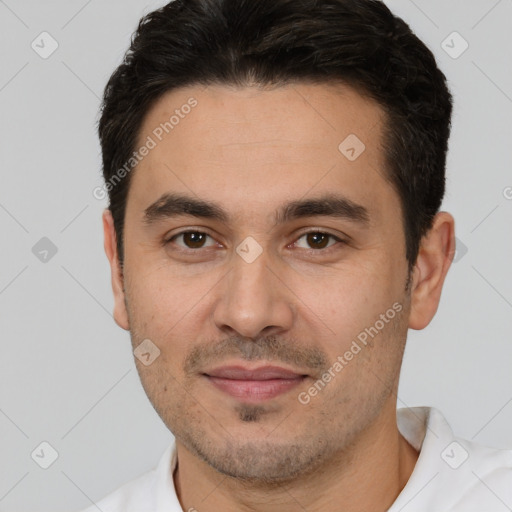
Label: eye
xmin=165 ymin=229 xmax=345 ymax=254
xmin=167 ymin=231 xmax=217 ymax=250
xmin=293 ymin=231 xmax=343 ymax=250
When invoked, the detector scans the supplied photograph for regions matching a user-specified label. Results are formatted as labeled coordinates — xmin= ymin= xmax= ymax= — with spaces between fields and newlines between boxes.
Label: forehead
xmin=128 ymin=82 xmax=397 ymax=226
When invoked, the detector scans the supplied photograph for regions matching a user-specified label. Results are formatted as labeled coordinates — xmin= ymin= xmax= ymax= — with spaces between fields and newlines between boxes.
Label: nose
xmin=212 ymin=245 xmax=294 ymax=339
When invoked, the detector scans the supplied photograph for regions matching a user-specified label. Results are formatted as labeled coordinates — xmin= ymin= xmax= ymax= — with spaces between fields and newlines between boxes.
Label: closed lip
xmin=204 ymin=365 xmax=307 ymax=380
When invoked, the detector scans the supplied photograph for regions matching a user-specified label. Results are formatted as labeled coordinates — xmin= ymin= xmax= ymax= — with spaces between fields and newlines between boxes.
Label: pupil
xmin=185 ymin=232 xmax=205 ymax=248
xmin=308 ymin=233 xmax=327 ymax=249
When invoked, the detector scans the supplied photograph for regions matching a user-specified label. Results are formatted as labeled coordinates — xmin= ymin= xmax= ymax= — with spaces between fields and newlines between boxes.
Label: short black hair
xmin=98 ymin=0 xmax=453 ymax=274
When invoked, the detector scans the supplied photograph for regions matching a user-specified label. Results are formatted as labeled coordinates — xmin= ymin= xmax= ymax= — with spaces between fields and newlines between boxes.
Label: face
xmin=104 ymin=82 xmax=439 ymax=482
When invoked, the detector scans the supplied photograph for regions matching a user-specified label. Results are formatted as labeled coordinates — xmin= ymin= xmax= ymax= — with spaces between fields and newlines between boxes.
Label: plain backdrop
xmin=0 ymin=1 xmax=511 ymax=510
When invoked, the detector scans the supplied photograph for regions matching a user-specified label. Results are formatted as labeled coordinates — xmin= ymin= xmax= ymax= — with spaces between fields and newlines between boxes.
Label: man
xmin=81 ymin=0 xmax=512 ymax=510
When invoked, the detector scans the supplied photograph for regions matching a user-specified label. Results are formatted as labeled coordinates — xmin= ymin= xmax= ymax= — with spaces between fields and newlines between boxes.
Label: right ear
xmin=102 ymin=209 xmax=130 ymax=330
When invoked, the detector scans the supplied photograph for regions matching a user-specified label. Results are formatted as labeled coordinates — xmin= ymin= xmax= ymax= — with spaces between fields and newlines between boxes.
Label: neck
xmin=174 ymin=402 xmax=419 ymax=512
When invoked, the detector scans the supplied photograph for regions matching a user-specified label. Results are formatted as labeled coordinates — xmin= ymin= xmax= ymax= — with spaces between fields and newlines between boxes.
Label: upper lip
xmin=205 ymin=365 xmax=306 ymax=380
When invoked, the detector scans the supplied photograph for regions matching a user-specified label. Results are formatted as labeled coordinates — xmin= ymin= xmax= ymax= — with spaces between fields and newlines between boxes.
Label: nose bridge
xmin=213 ymin=240 xmax=293 ymax=338
xmin=231 ymin=246 xmax=271 ymax=301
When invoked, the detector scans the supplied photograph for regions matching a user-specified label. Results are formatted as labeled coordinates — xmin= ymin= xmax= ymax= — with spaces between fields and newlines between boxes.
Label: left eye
xmin=170 ymin=231 xmax=217 ymax=249
xmin=294 ymin=232 xmax=341 ymax=250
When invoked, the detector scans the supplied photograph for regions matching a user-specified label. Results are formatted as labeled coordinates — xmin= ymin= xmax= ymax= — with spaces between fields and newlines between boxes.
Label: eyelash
xmin=164 ymin=229 xmax=346 ymax=254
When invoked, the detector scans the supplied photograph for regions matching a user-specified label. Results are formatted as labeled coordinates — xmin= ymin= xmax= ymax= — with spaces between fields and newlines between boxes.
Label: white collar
xmin=152 ymin=407 xmax=512 ymax=512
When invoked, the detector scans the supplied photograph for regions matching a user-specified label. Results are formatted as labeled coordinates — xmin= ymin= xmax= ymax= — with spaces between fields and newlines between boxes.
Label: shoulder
xmin=448 ymin=436 xmax=512 ymax=510
xmin=394 ymin=407 xmax=512 ymax=511
xmin=75 ymin=441 xmax=177 ymax=512
xmin=77 ymin=468 xmax=158 ymax=512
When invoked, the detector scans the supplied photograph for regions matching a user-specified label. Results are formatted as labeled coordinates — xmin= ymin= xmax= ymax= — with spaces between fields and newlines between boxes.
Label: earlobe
xmin=102 ymin=209 xmax=130 ymax=330
xmin=408 ymin=211 xmax=455 ymax=330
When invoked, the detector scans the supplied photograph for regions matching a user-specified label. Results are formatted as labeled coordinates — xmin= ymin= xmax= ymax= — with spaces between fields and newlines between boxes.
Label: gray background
xmin=0 ymin=1 xmax=511 ymax=510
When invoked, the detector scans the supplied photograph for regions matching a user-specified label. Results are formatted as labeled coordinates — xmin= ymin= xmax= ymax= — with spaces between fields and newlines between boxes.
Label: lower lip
xmin=205 ymin=375 xmax=306 ymax=402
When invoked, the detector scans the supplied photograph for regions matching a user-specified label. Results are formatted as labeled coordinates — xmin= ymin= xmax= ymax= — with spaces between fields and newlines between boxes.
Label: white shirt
xmin=78 ymin=407 xmax=512 ymax=512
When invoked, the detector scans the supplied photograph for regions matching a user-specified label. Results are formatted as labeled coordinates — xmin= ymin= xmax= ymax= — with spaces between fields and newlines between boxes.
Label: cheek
xmin=292 ymin=261 xmax=401 ymax=344
xmin=127 ymin=263 xmax=183 ymax=315
xmin=125 ymin=266 xmax=217 ymax=352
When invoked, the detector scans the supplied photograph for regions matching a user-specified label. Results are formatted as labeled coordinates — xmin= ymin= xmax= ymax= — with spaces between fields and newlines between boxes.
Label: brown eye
xmin=295 ymin=231 xmax=340 ymax=250
xmin=168 ymin=231 xmax=215 ymax=250
xmin=307 ymin=232 xmax=329 ymax=249
xmin=183 ymin=232 xmax=207 ymax=248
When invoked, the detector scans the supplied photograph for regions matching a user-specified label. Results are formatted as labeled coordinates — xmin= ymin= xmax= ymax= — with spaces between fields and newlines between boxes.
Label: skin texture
xmin=103 ymin=82 xmax=455 ymax=512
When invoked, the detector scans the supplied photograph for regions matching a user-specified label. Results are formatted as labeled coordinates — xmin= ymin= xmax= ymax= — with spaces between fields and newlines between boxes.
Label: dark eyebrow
xmin=142 ymin=192 xmax=370 ymax=227
xmin=143 ymin=193 xmax=229 ymax=225
xmin=275 ymin=194 xmax=370 ymax=226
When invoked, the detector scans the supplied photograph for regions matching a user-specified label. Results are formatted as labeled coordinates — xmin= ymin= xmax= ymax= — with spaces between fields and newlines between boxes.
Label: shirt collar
xmin=154 ymin=406 xmax=453 ymax=512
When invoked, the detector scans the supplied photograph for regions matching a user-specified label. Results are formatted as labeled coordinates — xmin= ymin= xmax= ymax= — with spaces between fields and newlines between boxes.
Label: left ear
xmin=408 ymin=211 xmax=455 ymax=330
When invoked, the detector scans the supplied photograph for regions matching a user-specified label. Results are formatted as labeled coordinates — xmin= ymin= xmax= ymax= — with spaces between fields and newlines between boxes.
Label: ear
xmin=102 ymin=209 xmax=130 ymax=330
xmin=408 ymin=211 xmax=455 ymax=330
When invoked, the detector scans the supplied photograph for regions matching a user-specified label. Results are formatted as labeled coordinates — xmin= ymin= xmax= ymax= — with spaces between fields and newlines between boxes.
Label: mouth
xmin=203 ymin=365 xmax=308 ymax=402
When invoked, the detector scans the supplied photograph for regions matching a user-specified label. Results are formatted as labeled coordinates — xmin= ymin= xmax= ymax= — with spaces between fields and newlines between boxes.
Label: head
xmin=101 ymin=0 xmax=455 ymax=481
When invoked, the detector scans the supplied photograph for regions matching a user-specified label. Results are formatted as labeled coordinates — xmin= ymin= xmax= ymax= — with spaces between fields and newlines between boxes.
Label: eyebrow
xmin=142 ymin=192 xmax=370 ymax=227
